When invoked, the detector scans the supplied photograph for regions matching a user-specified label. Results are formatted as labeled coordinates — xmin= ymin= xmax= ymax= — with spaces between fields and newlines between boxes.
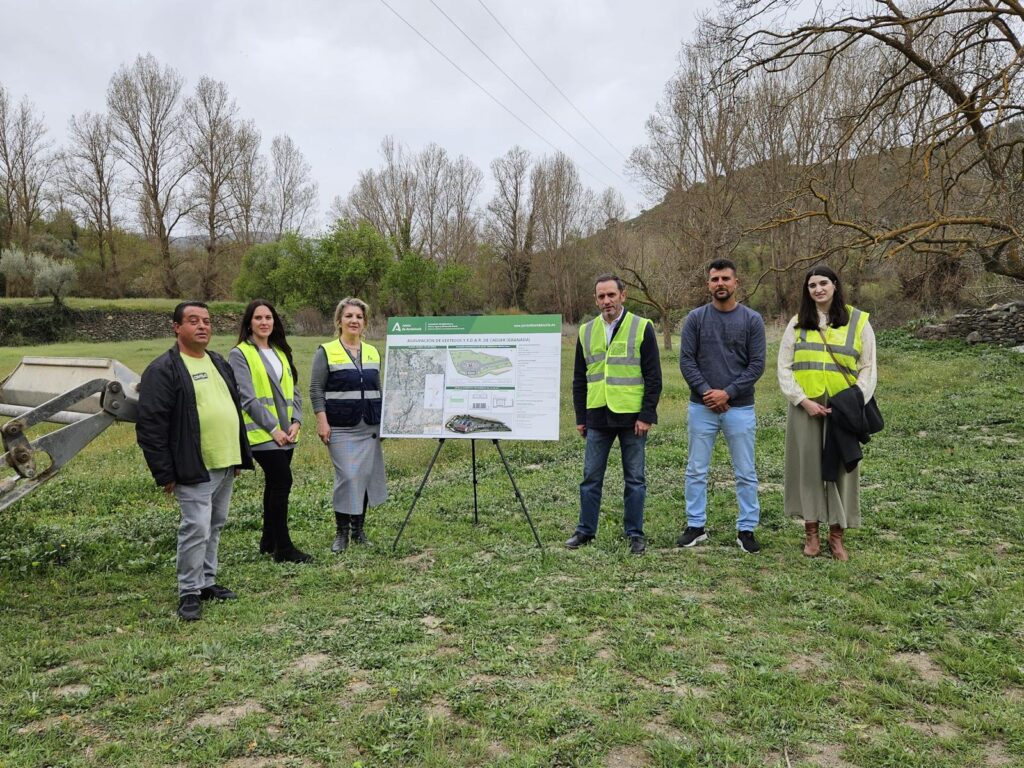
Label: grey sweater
xmin=679 ymin=303 xmax=766 ymax=408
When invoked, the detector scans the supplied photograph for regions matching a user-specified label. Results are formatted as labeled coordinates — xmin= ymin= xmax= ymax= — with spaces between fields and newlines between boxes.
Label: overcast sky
xmin=2 ymin=0 xmax=720 ymax=228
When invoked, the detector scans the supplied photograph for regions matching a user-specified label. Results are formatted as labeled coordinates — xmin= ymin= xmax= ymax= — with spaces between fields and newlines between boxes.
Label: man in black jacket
xmin=136 ymin=301 xmax=253 ymax=621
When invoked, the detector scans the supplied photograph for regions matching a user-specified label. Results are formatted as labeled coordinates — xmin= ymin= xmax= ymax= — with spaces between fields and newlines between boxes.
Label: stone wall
xmin=70 ymin=309 xmax=243 ymax=343
xmin=916 ymin=301 xmax=1024 ymax=346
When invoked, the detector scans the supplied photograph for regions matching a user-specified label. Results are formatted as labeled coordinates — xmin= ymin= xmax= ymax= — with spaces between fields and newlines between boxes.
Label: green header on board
xmin=386 ymin=314 xmax=561 ymax=335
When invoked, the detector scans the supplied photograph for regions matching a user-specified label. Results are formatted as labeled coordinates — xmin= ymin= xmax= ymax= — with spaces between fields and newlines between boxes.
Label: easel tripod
xmin=391 ymin=438 xmax=543 ymax=551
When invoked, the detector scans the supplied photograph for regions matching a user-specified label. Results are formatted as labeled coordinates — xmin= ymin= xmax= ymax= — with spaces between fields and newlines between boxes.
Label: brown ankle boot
xmin=803 ymin=522 xmax=820 ymax=557
xmin=828 ymin=524 xmax=848 ymax=561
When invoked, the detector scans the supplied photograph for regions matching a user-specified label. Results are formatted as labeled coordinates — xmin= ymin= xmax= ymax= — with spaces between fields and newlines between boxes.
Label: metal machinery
xmin=0 ymin=357 xmax=140 ymax=512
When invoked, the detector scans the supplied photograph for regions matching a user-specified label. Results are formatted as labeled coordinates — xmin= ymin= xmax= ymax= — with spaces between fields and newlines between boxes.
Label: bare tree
xmin=717 ymin=0 xmax=1024 ymax=282
xmin=485 ymin=146 xmax=535 ymax=308
xmin=267 ymin=134 xmax=317 ymax=237
xmin=529 ymin=152 xmax=598 ymax=321
xmin=107 ymin=54 xmax=193 ymax=295
xmin=415 ymin=145 xmax=482 ymax=264
xmin=62 ymin=111 xmax=122 ymax=293
xmin=344 ymin=137 xmax=418 ymax=253
xmin=0 ymin=86 xmax=54 ymax=248
xmin=227 ymin=120 xmax=269 ymax=246
xmin=184 ymin=76 xmax=243 ymax=298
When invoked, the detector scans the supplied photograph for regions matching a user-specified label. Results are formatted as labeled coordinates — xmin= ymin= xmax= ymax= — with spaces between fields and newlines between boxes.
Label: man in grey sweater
xmin=678 ymin=259 xmax=766 ymax=553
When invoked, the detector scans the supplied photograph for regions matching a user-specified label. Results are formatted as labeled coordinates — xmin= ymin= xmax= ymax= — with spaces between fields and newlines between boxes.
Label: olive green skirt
xmin=783 ymin=401 xmax=860 ymax=528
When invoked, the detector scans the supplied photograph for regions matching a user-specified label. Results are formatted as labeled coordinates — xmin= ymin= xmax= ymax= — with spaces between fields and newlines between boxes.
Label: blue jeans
xmin=685 ymin=402 xmax=760 ymax=531
xmin=577 ymin=426 xmax=647 ymax=538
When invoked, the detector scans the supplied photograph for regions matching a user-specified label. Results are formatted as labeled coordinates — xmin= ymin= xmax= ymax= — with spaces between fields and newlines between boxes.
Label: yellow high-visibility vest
xmin=792 ymin=305 xmax=868 ymax=398
xmin=580 ymin=311 xmax=650 ymax=413
xmin=236 ymin=342 xmax=296 ymax=446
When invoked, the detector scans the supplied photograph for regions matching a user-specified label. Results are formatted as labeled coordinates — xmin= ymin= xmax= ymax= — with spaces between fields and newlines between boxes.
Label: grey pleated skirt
xmin=327 ymin=420 xmax=387 ymax=516
xmin=783 ymin=401 xmax=860 ymax=528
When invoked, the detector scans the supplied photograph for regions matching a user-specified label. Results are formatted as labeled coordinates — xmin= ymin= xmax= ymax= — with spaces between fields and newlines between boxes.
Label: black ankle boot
xmin=332 ymin=513 xmax=350 ymax=554
xmin=274 ymin=544 xmax=312 ymax=563
xmin=351 ymin=514 xmax=370 ymax=546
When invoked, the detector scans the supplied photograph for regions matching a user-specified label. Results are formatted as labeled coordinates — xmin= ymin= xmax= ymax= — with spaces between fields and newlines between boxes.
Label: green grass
xmin=1 ymin=331 xmax=1022 ymax=767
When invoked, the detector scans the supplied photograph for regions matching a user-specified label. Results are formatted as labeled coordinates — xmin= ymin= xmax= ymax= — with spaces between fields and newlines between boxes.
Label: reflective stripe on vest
xmin=580 ymin=311 xmax=649 ymax=413
xmin=321 ymin=339 xmax=382 ymax=427
xmin=792 ymin=306 xmax=868 ymax=398
xmin=236 ymin=342 xmax=295 ymax=446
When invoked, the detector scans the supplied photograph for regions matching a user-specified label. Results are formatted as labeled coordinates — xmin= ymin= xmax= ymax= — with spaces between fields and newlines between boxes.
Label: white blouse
xmin=777 ymin=311 xmax=877 ymax=406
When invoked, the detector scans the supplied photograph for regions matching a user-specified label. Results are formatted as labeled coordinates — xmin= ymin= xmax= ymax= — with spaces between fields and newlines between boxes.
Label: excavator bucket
xmin=1 ymin=357 xmax=140 ymax=512
xmin=0 ymin=357 xmax=140 ymax=423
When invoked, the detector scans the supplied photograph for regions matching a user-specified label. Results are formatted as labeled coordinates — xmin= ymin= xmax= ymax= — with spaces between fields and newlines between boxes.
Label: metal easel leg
xmin=392 ymin=438 xmax=446 ymax=551
xmin=492 ymin=439 xmax=543 ymax=551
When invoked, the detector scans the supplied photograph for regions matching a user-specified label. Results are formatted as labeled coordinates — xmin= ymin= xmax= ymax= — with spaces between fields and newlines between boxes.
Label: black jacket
xmin=822 ymin=386 xmax=875 ymax=482
xmin=136 ymin=345 xmax=253 ymax=487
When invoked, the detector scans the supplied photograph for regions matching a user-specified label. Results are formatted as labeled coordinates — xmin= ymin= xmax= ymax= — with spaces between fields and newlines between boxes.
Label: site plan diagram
xmin=381 ymin=315 xmax=562 ymax=441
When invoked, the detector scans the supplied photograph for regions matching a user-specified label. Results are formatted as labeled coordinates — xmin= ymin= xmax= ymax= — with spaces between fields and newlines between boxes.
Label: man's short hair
xmin=594 ymin=273 xmax=625 ymax=292
xmin=707 ymin=258 xmax=737 ymax=277
xmin=173 ymin=301 xmax=210 ymax=325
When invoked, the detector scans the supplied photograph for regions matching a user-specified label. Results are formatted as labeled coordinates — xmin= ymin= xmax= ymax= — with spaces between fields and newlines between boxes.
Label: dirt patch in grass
xmin=17 ymin=714 xmax=73 ymax=735
xmin=361 ymin=698 xmax=387 ymax=714
xmin=893 ymin=652 xmax=949 ymax=683
xmin=436 ymin=644 xmax=460 ymax=656
xmin=223 ymin=759 xmax=297 ymax=768
xmin=465 ymin=674 xmax=498 ymax=686
xmin=346 ymin=678 xmax=372 ymax=695
xmin=402 ymin=550 xmax=435 ymax=572
xmin=786 ymin=654 xmax=824 ymax=674
xmin=486 ymin=740 xmax=511 ymax=759
xmin=604 ymin=745 xmax=650 ymax=766
xmin=645 ymin=718 xmax=687 ymax=743
xmin=189 ymin=701 xmax=266 ymax=729
xmin=984 ymin=741 xmax=1015 ymax=766
xmin=803 ymin=742 xmax=858 ymax=767
xmin=288 ymin=652 xmax=331 ymax=673
xmin=53 ymin=683 xmax=91 ymax=698
xmin=537 ymin=635 xmax=559 ymax=655
xmin=426 ymin=695 xmax=453 ymax=718
xmin=906 ymin=719 xmax=960 ymax=739
xmin=596 ymin=648 xmax=614 ymax=661
xmin=706 ymin=660 xmax=730 ymax=675
xmin=420 ymin=615 xmax=446 ymax=635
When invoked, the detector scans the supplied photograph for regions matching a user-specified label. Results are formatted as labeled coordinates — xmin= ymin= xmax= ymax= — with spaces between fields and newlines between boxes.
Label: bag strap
xmin=817 ymin=330 xmax=858 ymax=388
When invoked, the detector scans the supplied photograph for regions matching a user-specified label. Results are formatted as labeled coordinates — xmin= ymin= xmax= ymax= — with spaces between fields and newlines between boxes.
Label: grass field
xmin=1 ymin=330 xmax=1022 ymax=767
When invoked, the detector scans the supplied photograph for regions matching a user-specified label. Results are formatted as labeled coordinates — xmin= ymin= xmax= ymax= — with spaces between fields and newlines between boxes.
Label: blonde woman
xmin=309 ymin=298 xmax=387 ymax=552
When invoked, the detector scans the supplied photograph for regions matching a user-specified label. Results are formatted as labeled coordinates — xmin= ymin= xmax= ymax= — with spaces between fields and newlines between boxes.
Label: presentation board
xmin=381 ymin=315 xmax=562 ymax=441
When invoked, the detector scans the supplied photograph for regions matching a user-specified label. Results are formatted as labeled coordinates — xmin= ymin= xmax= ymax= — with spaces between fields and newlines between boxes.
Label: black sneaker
xmin=676 ymin=526 xmax=708 ymax=548
xmin=564 ymin=532 xmax=595 ymax=549
xmin=177 ymin=594 xmax=202 ymax=621
xmin=736 ymin=530 xmax=760 ymax=554
xmin=629 ymin=536 xmax=646 ymax=555
xmin=199 ymin=584 xmax=238 ymax=601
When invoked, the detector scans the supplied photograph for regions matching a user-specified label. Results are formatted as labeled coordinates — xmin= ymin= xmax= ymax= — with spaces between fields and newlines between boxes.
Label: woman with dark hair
xmin=309 ymin=297 xmax=387 ymax=553
xmin=777 ymin=266 xmax=877 ymax=560
xmin=229 ymin=299 xmax=311 ymax=563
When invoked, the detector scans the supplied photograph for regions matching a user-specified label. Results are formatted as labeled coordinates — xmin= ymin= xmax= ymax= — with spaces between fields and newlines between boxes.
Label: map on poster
xmin=381 ymin=315 xmax=562 ymax=441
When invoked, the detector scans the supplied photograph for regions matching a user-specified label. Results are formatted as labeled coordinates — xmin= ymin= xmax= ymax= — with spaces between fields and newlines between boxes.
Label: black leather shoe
xmin=629 ymin=536 xmax=646 ymax=555
xmin=177 ymin=594 xmax=202 ymax=621
xmin=274 ymin=546 xmax=312 ymax=564
xmin=199 ymin=584 xmax=238 ymax=601
xmin=564 ymin=533 xmax=594 ymax=549
xmin=332 ymin=531 xmax=349 ymax=554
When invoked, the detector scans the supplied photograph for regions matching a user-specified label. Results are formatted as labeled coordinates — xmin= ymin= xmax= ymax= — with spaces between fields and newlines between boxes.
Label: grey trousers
xmin=174 ymin=468 xmax=235 ymax=596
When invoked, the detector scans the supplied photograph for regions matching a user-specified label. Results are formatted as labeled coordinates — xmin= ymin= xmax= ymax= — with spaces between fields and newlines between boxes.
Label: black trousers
xmin=253 ymin=448 xmax=294 ymax=550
